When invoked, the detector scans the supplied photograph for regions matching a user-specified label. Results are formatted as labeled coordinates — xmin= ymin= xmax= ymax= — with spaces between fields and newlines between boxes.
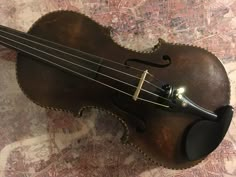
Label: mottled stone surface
xmin=0 ymin=0 xmax=235 ymax=177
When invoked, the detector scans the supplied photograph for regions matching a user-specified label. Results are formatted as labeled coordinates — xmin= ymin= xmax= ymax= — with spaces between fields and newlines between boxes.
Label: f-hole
xmin=125 ymin=55 xmax=171 ymax=68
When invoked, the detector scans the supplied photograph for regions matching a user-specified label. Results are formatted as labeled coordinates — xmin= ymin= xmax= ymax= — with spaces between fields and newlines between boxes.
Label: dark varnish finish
xmin=0 ymin=11 xmax=232 ymax=169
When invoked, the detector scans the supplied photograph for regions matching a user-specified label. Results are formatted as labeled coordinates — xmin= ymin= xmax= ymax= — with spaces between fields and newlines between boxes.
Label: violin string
xmin=0 ymin=39 xmax=170 ymax=108
xmin=0 ymin=26 xmax=165 ymax=89
xmin=0 ymin=25 xmax=144 ymax=72
xmin=0 ymin=33 xmax=171 ymax=102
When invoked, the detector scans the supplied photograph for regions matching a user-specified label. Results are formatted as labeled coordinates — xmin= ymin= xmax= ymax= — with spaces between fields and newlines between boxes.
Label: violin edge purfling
xmin=0 ymin=10 xmax=232 ymax=169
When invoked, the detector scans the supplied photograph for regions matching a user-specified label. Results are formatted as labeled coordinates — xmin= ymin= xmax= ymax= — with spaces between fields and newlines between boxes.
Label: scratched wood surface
xmin=0 ymin=0 xmax=235 ymax=177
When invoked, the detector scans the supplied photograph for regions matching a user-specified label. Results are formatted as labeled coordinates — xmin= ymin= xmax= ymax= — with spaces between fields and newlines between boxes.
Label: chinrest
xmin=185 ymin=105 xmax=233 ymax=161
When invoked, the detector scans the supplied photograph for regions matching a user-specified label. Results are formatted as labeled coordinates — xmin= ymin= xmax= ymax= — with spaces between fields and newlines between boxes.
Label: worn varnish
xmin=0 ymin=11 xmax=231 ymax=169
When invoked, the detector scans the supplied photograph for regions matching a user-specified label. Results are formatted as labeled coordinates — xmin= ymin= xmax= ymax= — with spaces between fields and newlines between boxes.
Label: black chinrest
xmin=185 ymin=105 xmax=233 ymax=161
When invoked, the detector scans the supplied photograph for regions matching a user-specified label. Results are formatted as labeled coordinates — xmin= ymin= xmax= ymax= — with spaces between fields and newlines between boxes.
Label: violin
xmin=0 ymin=11 xmax=234 ymax=169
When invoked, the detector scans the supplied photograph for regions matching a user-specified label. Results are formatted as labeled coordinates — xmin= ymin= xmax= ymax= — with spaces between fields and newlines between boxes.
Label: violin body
xmin=3 ymin=11 xmax=231 ymax=169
